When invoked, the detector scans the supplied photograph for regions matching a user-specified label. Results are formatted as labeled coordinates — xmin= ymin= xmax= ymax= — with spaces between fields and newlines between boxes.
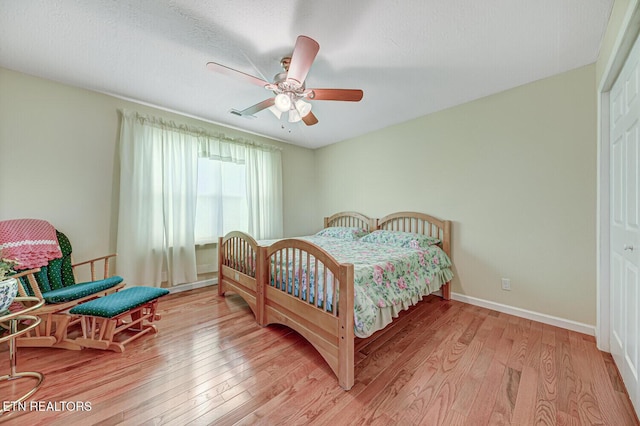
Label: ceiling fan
xmin=206 ymin=35 xmax=363 ymax=126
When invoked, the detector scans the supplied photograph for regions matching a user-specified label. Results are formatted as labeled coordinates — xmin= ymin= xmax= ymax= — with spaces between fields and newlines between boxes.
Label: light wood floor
xmin=0 ymin=286 xmax=638 ymax=425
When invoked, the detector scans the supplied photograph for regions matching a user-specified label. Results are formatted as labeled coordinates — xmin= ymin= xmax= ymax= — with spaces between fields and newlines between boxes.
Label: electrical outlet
xmin=501 ymin=278 xmax=511 ymax=291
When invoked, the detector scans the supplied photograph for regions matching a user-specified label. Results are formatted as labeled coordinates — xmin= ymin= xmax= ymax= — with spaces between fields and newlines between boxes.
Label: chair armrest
xmin=72 ymin=254 xmax=118 ymax=281
xmin=10 ymin=268 xmax=44 ymax=299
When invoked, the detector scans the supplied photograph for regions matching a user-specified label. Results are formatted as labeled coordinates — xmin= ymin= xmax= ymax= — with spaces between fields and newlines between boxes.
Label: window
xmin=194 ymin=157 xmax=248 ymax=244
xmin=117 ymin=110 xmax=283 ymax=286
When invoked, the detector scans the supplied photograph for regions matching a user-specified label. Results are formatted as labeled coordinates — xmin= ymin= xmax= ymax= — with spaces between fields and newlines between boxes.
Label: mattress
xmin=261 ymin=235 xmax=453 ymax=338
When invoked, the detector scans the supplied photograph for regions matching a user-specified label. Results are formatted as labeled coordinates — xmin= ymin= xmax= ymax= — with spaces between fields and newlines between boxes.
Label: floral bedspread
xmin=260 ymin=235 xmax=453 ymax=338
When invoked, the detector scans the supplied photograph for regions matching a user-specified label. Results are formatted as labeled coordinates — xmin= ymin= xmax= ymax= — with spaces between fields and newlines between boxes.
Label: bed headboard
xmin=377 ymin=211 xmax=451 ymax=257
xmin=323 ymin=211 xmax=375 ymax=232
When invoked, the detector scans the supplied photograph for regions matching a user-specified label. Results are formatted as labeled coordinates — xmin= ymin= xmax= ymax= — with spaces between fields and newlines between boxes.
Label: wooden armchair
xmin=11 ymin=230 xmax=125 ymax=350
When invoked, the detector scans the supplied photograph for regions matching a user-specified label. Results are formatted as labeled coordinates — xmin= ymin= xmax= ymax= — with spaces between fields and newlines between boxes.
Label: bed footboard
xmin=218 ymin=231 xmax=262 ymax=321
xmin=262 ymin=239 xmax=355 ymax=390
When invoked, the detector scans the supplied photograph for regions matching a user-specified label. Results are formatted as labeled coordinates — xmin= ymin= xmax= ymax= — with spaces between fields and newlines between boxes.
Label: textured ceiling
xmin=0 ymin=0 xmax=613 ymax=148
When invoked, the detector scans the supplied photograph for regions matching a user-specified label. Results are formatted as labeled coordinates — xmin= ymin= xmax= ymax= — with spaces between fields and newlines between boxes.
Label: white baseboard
xmin=168 ymin=277 xmax=217 ymax=294
xmin=451 ymin=292 xmax=596 ymax=336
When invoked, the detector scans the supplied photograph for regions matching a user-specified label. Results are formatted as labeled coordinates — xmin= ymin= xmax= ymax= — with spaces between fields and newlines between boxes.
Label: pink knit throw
xmin=0 ymin=219 xmax=62 ymax=270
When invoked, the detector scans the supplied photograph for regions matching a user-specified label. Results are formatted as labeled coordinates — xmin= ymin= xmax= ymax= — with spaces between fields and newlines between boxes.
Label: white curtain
xmin=246 ymin=147 xmax=284 ymax=240
xmin=117 ymin=111 xmax=198 ymax=286
xmin=117 ymin=110 xmax=283 ymax=287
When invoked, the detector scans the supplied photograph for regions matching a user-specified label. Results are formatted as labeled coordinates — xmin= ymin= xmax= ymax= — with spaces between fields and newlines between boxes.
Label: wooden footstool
xmin=69 ymin=287 xmax=169 ymax=352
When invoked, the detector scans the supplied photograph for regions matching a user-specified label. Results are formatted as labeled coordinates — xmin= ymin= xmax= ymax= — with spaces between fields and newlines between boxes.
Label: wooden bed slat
xmin=324 ymin=211 xmax=375 ymax=232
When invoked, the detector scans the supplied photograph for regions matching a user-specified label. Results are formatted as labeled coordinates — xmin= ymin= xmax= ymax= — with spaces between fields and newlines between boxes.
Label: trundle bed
xmin=217 ymin=211 xmax=452 ymax=390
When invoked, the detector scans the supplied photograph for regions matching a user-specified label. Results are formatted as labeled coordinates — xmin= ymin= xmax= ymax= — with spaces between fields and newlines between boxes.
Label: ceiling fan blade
xmin=232 ymin=98 xmax=275 ymax=117
xmin=207 ymin=61 xmax=270 ymax=88
xmin=302 ymin=111 xmax=319 ymax=126
xmin=308 ymin=89 xmax=364 ymax=102
xmin=286 ymin=36 xmax=320 ymax=85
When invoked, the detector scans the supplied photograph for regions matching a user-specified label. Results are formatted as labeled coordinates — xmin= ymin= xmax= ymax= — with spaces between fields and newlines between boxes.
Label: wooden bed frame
xmin=323 ymin=210 xmax=376 ymax=231
xmin=217 ymin=211 xmax=451 ymax=390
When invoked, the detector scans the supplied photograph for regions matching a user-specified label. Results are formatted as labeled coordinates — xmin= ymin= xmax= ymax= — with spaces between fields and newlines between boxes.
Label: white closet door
xmin=610 ymin=31 xmax=640 ymax=419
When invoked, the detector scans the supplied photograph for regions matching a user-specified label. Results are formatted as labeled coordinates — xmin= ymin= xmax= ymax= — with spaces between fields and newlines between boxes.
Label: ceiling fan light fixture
xmin=288 ymin=108 xmax=302 ymax=123
xmin=268 ymin=105 xmax=283 ymax=119
xmin=207 ymin=35 xmax=364 ymax=128
xmin=274 ymin=93 xmax=292 ymax=112
xmin=295 ymin=99 xmax=312 ymax=117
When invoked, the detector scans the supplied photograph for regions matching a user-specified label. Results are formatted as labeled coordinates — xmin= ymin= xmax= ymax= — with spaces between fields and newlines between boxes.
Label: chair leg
xmin=73 ymin=299 xmax=162 ymax=352
xmin=15 ymin=313 xmax=83 ymax=350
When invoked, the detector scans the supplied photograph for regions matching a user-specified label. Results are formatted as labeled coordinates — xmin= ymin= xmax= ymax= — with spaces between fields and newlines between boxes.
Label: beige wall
xmin=0 ymin=61 xmax=599 ymax=324
xmin=0 ymin=68 xmax=317 ymax=276
xmin=315 ymin=65 xmax=597 ymax=325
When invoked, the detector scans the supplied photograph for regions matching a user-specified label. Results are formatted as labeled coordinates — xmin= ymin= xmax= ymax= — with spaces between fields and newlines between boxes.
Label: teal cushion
xmin=42 ymin=276 xmax=124 ymax=304
xmin=69 ymin=287 xmax=169 ymax=318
